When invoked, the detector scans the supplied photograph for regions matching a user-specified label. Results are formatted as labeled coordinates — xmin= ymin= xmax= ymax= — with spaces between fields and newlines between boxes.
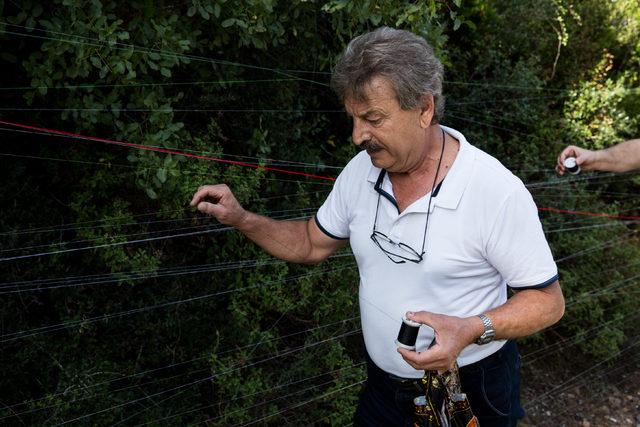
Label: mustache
xmin=359 ymin=140 xmax=382 ymax=152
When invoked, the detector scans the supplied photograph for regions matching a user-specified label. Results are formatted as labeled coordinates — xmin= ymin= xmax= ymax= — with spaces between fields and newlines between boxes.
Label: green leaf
xmin=187 ymin=6 xmax=196 ymax=17
xmin=453 ymin=18 xmax=461 ymax=31
xmin=160 ymin=67 xmax=172 ymax=77
xmin=114 ymin=61 xmax=125 ymax=74
xmin=221 ymin=18 xmax=235 ymax=28
xmin=145 ymin=188 xmax=158 ymax=199
xmin=156 ymin=168 xmax=167 ymax=183
xmin=32 ymin=4 xmax=43 ymax=18
xmin=199 ymin=6 xmax=210 ymax=20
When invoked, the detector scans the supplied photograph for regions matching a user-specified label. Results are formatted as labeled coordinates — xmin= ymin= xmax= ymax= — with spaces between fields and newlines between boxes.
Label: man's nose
xmin=352 ymin=120 xmax=370 ymax=146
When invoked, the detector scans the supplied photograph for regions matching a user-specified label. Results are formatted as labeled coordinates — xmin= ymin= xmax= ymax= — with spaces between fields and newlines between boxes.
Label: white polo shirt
xmin=315 ymin=125 xmax=558 ymax=378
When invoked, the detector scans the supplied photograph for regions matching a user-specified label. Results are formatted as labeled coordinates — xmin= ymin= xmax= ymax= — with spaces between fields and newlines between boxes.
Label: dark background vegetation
xmin=1 ymin=0 xmax=639 ymax=425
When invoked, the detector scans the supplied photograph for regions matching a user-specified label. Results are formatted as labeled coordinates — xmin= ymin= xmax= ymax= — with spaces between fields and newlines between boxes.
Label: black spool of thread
xmin=396 ymin=316 xmax=421 ymax=350
xmin=564 ymin=157 xmax=581 ymax=175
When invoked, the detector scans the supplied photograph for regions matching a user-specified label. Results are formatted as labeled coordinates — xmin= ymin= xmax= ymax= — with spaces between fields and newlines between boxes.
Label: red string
xmin=2 ymin=118 xmax=639 ymax=222
xmin=0 ymin=119 xmax=336 ymax=182
xmin=538 ymin=207 xmax=640 ymax=221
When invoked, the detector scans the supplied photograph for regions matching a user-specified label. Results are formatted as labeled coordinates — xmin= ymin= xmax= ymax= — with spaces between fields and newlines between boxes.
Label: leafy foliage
xmin=0 ymin=0 xmax=639 ymax=424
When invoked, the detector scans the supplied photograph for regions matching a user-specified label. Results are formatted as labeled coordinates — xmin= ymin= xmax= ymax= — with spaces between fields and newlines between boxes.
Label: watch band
xmin=475 ymin=313 xmax=495 ymax=345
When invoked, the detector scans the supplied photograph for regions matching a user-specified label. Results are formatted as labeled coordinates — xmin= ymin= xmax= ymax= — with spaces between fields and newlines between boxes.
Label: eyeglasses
xmin=370 ymin=129 xmax=445 ymax=264
xmin=370 ymin=227 xmax=425 ymax=264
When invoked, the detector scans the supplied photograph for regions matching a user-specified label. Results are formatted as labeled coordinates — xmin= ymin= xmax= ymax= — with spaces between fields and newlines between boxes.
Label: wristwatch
xmin=475 ymin=314 xmax=495 ymax=345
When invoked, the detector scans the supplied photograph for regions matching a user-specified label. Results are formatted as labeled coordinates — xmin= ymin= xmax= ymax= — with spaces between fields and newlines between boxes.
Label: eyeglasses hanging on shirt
xmin=370 ymin=129 xmax=446 ymax=264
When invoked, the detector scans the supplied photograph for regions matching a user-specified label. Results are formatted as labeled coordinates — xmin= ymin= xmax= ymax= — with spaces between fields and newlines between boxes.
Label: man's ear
xmin=419 ymin=94 xmax=435 ymax=128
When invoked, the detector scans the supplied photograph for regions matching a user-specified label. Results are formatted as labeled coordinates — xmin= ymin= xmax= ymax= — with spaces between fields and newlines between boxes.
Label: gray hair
xmin=331 ymin=27 xmax=445 ymax=123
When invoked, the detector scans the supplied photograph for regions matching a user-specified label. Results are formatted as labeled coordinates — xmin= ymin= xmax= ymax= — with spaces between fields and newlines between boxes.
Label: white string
xmin=235 ymin=379 xmax=365 ymax=427
xmin=0 ymin=315 xmax=361 ymax=420
xmin=0 ymin=265 xmax=357 ymax=343
xmin=133 ymin=363 xmax=365 ymax=426
xmin=51 ymin=329 xmax=361 ymax=426
xmin=523 ymin=340 xmax=640 ymax=408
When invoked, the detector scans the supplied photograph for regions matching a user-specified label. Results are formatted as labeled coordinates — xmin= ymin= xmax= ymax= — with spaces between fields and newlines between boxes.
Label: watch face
xmin=477 ymin=334 xmax=491 ymax=345
xmin=476 ymin=314 xmax=495 ymax=345
xmin=476 ymin=329 xmax=495 ymax=345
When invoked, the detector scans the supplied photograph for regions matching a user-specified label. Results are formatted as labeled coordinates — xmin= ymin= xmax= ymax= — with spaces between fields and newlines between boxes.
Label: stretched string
xmin=548 ymin=355 xmax=640 ymax=421
xmin=523 ymin=340 xmax=640 ymax=409
xmin=0 ymin=192 xmax=327 ymax=238
xmin=0 ymin=264 xmax=356 ymax=343
xmin=0 ymin=207 xmax=319 ymax=255
xmin=235 ymin=379 xmax=365 ymax=427
xmin=0 ymin=129 xmax=345 ymax=170
xmin=0 ymin=223 xmax=232 ymax=262
xmin=0 ymin=107 xmax=344 ymax=113
xmin=523 ymin=312 xmax=640 ymax=364
xmin=0 ymin=27 xmax=329 ymax=87
xmin=51 ymin=329 xmax=361 ymax=426
xmin=0 ymin=78 xmax=301 ymax=91
xmin=0 ymin=315 xmax=361 ymax=420
xmin=1 ymin=120 xmax=637 ymax=242
xmin=0 ymin=94 xmax=570 ymax=113
xmin=0 ymin=119 xmax=337 ymax=181
xmin=0 ymin=252 xmax=353 ymax=294
xmin=130 ymin=363 xmax=365 ymax=426
xmin=6 ymin=21 xmax=626 ymax=96
xmin=555 ymin=231 xmax=637 ymax=263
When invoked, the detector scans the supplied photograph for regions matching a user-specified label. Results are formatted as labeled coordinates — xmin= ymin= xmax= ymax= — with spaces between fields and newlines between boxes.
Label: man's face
xmin=344 ymin=76 xmax=433 ymax=173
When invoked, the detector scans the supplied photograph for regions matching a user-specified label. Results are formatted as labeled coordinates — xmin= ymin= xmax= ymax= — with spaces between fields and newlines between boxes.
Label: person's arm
xmin=556 ymin=139 xmax=640 ymax=174
xmin=190 ymin=184 xmax=346 ymax=264
xmin=397 ymin=282 xmax=564 ymax=372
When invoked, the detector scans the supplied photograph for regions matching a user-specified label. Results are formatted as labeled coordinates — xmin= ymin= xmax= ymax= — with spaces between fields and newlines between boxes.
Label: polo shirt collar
xmin=365 ymin=125 xmax=475 ymax=212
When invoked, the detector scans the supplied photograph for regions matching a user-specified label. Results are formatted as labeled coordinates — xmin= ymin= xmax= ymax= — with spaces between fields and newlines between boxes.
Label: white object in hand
xmin=564 ymin=157 xmax=581 ymax=175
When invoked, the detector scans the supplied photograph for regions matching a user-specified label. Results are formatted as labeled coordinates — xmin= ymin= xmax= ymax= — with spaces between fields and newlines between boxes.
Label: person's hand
xmin=556 ymin=145 xmax=597 ymax=175
xmin=397 ymin=311 xmax=482 ymax=372
xmin=190 ymin=184 xmax=248 ymax=227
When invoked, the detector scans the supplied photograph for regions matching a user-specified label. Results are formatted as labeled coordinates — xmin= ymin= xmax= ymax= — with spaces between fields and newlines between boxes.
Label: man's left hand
xmin=397 ymin=311 xmax=483 ymax=372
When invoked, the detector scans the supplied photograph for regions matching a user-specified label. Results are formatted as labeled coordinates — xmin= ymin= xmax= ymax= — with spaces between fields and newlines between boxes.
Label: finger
xmin=196 ymin=201 xmax=223 ymax=217
xmin=397 ymin=347 xmax=438 ymax=370
xmin=190 ymin=186 xmax=212 ymax=206
xmin=190 ymin=185 xmax=223 ymax=206
xmin=406 ymin=310 xmax=436 ymax=328
xmin=555 ymin=164 xmax=565 ymax=175
xmin=397 ymin=347 xmax=422 ymax=366
xmin=559 ymin=146 xmax=577 ymax=162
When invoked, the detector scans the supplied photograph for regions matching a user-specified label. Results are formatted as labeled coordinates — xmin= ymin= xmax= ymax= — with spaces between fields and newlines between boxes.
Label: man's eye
xmin=368 ymin=118 xmax=382 ymax=125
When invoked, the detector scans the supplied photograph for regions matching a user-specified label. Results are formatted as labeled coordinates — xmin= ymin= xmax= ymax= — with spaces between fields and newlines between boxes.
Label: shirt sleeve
xmin=315 ymin=165 xmax=352 ymax=240
xmin=484 ymin=184 xmax=558 ymax=289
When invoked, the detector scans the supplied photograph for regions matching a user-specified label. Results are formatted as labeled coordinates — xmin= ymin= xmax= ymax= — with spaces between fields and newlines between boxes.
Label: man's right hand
xmin=190 ymin=184 xmax=248 ymax=227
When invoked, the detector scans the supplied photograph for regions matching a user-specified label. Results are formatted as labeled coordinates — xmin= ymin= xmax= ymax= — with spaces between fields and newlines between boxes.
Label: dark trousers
xmin=353 ymin=340 xmax=524 ymax=426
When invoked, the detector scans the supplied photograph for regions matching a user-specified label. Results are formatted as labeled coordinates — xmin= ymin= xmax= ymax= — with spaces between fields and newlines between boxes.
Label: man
xmin=191 ymin=27 xmax=564 ymax=426
xmin=556 ymin=139 xmax=640 ymax=174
